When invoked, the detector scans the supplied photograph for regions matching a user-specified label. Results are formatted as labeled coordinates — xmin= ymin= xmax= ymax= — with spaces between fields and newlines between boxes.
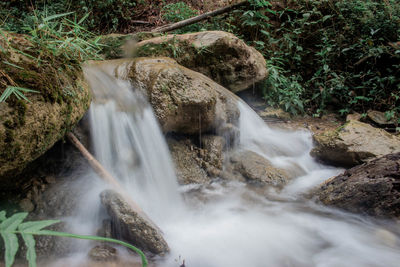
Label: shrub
xmin=221 ymin=0 xmax=400 ymax=118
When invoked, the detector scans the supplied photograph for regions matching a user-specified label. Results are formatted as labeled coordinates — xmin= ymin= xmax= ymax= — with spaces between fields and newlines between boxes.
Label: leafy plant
xmin=161 ymin=2 xmax=201 ymax=33
xmin=0 ymin=211 xmax=148 ymax=267
xmin=0 ymin=0 xmax=139 ymax=34
xmin=0 ymin=87 xmax=39 ymax=103
xmin=23 ymin=11 xmax=103 ymax=62
xmin=224 ymin=0 xmax=400 ymax=116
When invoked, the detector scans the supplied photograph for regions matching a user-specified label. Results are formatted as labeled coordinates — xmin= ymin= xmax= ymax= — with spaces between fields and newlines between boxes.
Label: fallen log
xmin=66 ymin=132 xmax=162 ymax=233
xmin=152 ymin=1 xmax=248 ymax=33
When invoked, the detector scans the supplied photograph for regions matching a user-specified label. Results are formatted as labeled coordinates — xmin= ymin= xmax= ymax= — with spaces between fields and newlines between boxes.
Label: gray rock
xmin=311 ymin=120 xmax=400 ymax=167
xmin=100 ymin=190 xmax=169 ymax=255
xmin=314 ymin=153 xmax=400 ymax=219
xmin=126 ymin=57 xmax=240 ymax=135
xmin=167 ymin=137 xmax=210 ymax=185
xmin=367 ymin=110 xmax=396 ymax=126
xmin=229 ymin=150 xmax=289 ymax=187
xmin=88 ymin=245 xmax=118 ymax=262
xmin=201 ymin=135 xmax=225 ymax=170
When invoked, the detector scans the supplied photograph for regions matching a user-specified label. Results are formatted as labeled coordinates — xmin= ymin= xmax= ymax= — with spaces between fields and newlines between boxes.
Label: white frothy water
xmin=64 ymin=63 xmax=400 ymax=267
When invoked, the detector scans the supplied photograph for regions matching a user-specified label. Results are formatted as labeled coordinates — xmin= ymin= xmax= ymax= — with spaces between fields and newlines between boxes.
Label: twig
xmin=66 ymin=132 xmax=163 ymax=233
xmin=152 ymin=1 xmax=249 ymax=33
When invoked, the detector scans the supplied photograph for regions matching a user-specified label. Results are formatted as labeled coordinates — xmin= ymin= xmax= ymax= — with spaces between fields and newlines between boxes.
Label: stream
xmin=44 ymin=63 xmax=400 ymax=267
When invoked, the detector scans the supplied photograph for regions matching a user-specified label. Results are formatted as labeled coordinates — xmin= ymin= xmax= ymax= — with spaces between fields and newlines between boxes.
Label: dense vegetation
xmin=1 ymin=0 xmax=399 ymax=119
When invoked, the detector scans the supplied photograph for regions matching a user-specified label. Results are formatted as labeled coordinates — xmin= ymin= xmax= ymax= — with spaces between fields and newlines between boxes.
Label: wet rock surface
xmin=100 ymin=189 xmax=170 ymax=255
xmin=167 ymin=136 xmax=211 ymax=185
xmin=315 ymin=153 xmax=400 ymax=219
xmin=225 ymin=150 xmax=289 ymax=187
xmin=133 ymin=31 xmax=268 ymax=93
xmin=311 ymin=120 xmax=400 ymax=167
xmin=124 ymin=57 xmax=240 ymax=135
xmin=88 ymin=245 xmax=118 ymax=262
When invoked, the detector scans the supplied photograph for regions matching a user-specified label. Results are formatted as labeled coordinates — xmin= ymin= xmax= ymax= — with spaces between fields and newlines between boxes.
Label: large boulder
xmin=314 ymin=153 xmax=400 ymax=219
xmin=100 ymin=190 xmax=169 ymax=255
xmin=114 ymin=57 xmax=240 ymax=135
xmin=134 ymin=31 xmax=268 ymax=93
xmin=0 ymin=31 xmax=91 ymax=189
xmin=311 ymin=120 xmax=400 ymax=167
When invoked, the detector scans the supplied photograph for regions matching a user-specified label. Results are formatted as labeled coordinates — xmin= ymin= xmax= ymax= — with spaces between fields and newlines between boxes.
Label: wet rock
xmin=311 ymin=120 xmax=400 ymax=167
xmin=228 ymin=150 xmax=289 ymax=187
xmin=0 ymin=31 xmax=92 ymax=189
xmin=97 ymin=219 xmax=113 ymax=238
xmin=33 ymin=221 xmax=72 ymax=257
xmin=367 ymin=110 xmax=396 ymax=126
xmin=125 ymin=57 xmax=240 ymax=135
xmin=135 ymin=31 xmax=268 ymax=93
xmin=201 ymin=135 xmax=225 ymax=170
xmin=167 ymin=137 xmax=210 ymax=185
xmin=100 ymin=189 xmax=169 ymax=255
xmin=314 ymin=153 xmax=400 ymax=219
xmin=89 ymin=245 xmax=118 ymax=262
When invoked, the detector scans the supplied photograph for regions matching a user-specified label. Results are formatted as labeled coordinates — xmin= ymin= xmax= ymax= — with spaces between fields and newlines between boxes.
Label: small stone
xmin=88 ymin=245 xmax=118 ymax=262
xmin=346 ymin=112 xmax=361 ymax=122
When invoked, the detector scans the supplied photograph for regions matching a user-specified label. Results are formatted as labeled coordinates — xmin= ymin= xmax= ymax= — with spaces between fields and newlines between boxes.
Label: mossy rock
xmin=100 ymin=31 xmax=268 ymax=93
xmin=0 ymin=31 xmax=92 ymax=189
xmin=134 ymin=31 xmax=268 ymax=93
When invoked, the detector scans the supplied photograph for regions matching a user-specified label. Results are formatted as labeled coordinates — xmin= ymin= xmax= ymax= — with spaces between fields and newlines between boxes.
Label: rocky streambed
xmin=1 ymin=30 xmax=400 ymax=266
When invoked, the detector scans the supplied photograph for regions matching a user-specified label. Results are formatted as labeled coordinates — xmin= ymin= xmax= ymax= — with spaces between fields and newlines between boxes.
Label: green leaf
xmin=21 ymin=234 xmax=36 ymax=267
xmin=0 ymin=211 xmax=6 ymax=222
xmin=19 ymin=220 xmax=60 ymax=232
xmin=2 ymin=61 xmax=24 ymax=70
xmin=0 ymin=212 xmax=28 ymax=232
xmin=43 ymin=12 xmax=75 ymax=22
xmin=1 ymin=232 xmax=19 ymax=267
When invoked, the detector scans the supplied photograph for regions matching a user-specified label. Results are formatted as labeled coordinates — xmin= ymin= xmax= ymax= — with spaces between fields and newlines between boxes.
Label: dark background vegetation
xmin=1 ymin=0 xmax=399 ymax=120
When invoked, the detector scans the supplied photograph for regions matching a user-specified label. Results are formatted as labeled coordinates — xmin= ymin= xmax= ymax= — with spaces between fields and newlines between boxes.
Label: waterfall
xmin=56 ymin=62 xmax=400 ymax=267
xmin=83 ymin=64 xmax=183 ymax=223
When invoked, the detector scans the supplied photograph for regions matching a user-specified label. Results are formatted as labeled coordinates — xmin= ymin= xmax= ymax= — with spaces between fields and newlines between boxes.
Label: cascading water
xmin=56 ymin=62 xmax=400 ymax=267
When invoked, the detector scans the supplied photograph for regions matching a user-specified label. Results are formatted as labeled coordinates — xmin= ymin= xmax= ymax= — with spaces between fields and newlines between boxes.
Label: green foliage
xmin=0 ymin=0 xmax=138 ymax=34
xmin=213 ymin=0 xmax=400 ymax=117
xmin=0 ymin=87 xmax=39 ymax=103
xmin=22 ymin=11 xmax=103 ymax=62
xmin=161 ymin=2 xmax=201 ymax=33
xmin=0 ymin=211 xmax=148 ymax=267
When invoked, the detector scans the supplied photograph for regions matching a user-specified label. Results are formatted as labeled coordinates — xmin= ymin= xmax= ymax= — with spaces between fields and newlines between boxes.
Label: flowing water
xmin=56 ymin=63 xmax=400 ymax=267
